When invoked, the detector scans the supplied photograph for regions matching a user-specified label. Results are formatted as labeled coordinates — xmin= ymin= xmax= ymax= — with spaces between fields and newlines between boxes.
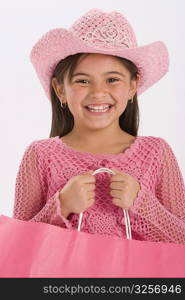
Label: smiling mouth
xmin=84 ymin=105 xmax=114 ymax=114
xmin=85 ymin=105 xmax=114 ymax=112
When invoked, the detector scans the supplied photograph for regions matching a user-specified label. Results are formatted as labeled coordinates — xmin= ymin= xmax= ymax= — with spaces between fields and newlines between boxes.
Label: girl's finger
xmin=110 ymin=189 xmax=122 ymax=199
xmin=110 ymin=181 xmax=127 ymax=190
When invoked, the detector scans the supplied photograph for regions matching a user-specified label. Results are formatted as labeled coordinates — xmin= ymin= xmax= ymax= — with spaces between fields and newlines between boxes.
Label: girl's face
xmin=53 ymin=53 xmax=138 ymax=132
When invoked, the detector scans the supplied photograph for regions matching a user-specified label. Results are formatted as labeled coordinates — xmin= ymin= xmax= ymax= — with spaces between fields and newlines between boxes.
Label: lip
xmin=84 ymin=105 xmax=114 ymax=115
xmin=84 ymin=103 xmax=114 ymax=107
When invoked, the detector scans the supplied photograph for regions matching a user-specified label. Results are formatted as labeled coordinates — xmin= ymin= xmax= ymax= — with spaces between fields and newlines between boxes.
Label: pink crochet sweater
xmin=13 ymin=135 xmax=185 ymax=244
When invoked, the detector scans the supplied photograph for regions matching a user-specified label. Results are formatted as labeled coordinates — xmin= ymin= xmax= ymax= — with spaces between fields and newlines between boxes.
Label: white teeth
xmin=87 ymin=105 xmax=110 ymax=110
xmin=86 ymin=105 xmax=112 ymax=112
xmin=88 ymin=106 xmax=110 ymax=112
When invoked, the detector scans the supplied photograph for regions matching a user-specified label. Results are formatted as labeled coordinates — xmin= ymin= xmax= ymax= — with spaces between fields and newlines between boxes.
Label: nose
xmin=89 ymin=82 xmax=107 ymax=99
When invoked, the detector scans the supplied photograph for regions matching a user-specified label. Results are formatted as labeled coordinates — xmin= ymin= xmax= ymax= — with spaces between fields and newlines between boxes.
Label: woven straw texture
xmin=30 ymin=9 xmax=169 ymax=100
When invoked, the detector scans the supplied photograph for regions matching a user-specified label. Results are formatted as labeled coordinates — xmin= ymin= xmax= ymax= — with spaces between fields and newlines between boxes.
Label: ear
xmin=51 ymin=78 xmax=65 ymax=100
xmin=129 ymin=74 xmax=140 ymax=98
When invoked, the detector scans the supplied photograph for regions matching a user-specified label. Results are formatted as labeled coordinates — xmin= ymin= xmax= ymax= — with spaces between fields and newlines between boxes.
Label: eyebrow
xmin=71 ymin=71 xmax=126 ymax=78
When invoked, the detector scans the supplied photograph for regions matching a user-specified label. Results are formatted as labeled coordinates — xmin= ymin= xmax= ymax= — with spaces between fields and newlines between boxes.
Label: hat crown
xmin=69 ymin=9 xmax=138 ymax=50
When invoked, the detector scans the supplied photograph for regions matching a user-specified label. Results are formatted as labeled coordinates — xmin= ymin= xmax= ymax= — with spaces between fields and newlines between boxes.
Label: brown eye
xmin=76 ymin=79 xmax=89 ymax=84
xmin=107 ymin=78 xmax=120 ymax=83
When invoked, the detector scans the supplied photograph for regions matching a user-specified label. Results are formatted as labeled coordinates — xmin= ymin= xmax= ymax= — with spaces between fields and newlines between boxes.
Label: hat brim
xmin=30 ymin=28 xmax=169 ymax=99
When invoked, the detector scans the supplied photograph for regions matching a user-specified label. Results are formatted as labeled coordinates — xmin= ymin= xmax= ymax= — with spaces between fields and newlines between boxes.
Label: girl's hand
xmin=59 ymin=170 xmax=96 ymax=218
xmin=109 ymin=168 xmax=140 ymax=210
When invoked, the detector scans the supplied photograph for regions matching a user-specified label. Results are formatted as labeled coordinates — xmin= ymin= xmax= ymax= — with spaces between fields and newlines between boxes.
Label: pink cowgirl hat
xmin=30 ymin=8 xmax=169 ymax=100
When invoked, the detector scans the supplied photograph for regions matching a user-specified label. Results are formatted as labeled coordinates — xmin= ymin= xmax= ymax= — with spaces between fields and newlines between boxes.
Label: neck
xmin=66 ymin=125 xmax=130 ymax=147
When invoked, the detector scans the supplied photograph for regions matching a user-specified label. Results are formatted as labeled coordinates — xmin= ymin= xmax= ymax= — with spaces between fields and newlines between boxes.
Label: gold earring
xmin=60 ymin=102 xmax=67 ymax=109
xmin=60 ymin=95 xmax=66 ymax=108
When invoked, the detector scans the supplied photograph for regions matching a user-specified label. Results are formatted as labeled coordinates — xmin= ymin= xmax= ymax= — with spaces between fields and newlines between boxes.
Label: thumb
xmin=86 ymin=169 xmax=95 ymax=175
xmin=110 ymin=168 xmax=119 ymax=175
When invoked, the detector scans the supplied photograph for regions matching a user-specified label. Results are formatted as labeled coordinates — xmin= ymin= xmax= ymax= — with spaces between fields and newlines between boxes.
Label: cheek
xmin=112 ymin=83 xmax=128 ymax=95
xmin=65 ymin=89 xmax=85 ymax=114
xmin=111 ymin=87 xmax=129 ymax=113
xmin=113 ymin=87 xmax=129 ymax=103
xmin=68 ymin=87 xmax=86 ymax=102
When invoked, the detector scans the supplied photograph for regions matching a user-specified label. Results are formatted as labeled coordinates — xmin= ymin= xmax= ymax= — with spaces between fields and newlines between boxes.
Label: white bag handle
xmin=77 ymin=167 xmax=132 ymax=240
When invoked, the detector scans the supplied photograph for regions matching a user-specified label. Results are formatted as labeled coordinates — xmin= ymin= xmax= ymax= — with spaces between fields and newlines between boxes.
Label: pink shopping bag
xmin=0 ymin=214 xmax=185 ymax=278
xmin=0 ymin=168 xmax=185 ymax=278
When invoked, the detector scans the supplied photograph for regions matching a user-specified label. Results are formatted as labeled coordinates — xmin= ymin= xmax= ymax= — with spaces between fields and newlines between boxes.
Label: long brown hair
xmin=49 ymin=53 xmax=139 ymax=138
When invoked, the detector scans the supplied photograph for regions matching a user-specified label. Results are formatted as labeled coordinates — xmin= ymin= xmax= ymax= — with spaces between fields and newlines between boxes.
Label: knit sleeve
xmin=12 ymin=141 xmax=72 ymax=229
xmin=130 ymin=138 xmax=185 ymax=244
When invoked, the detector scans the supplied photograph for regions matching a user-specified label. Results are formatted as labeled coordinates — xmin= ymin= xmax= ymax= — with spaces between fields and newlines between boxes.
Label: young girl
xmin=13 ymin=9 xmax=185 ymax=244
